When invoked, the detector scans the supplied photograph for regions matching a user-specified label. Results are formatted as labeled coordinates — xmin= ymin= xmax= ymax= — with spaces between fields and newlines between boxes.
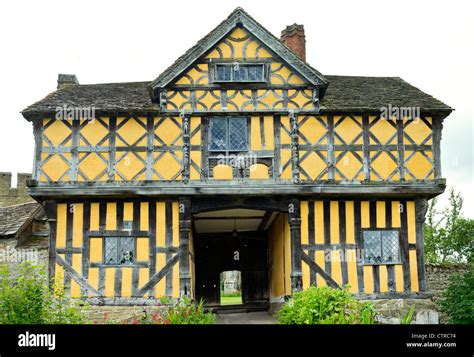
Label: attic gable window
xmin=213 ymin=63 xmax=266 ymax=83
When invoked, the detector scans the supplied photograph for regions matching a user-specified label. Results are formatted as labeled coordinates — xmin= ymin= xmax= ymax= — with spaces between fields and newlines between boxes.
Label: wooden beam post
xmin=432 ymin=117 xmax=444 ymax=179
xmin=179 ymin=197 xmax=192 ymax=297
xmin=288 ymin=197 xmax=303 ymax=292
xmin=289 ymin=110 xmax=300 ymax=183
xmin=42 ymin=200 xmax=57 ymax=286
xmin=181 ymin=112 xmax=191 ymax=183
xmin=415 ymin=198 xmax=429 ymax=291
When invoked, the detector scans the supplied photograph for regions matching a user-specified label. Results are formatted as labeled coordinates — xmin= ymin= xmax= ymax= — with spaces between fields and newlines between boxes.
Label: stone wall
xmin=425 ymin=263 xmax=470 ymax=302
xmin=0 ymin=172 xmax=34 ymax=207
xmin=0 ymin=236 xmax=48 ymax=279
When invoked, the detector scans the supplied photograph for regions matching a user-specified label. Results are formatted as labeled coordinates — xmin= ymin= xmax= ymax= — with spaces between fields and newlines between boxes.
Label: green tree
xmin=424 ymin=188 xmax=474 ymax=263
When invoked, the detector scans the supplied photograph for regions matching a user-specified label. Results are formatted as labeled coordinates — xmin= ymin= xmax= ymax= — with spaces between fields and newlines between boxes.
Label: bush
xmin=137 ymin=296 xmax=215 ymax=324
xmin=438 ymin=270 xmax=474 ymax=324
xmin=278 ymin=286 xmax=377 ymax=324
xmin=0 ymin=263 xmax=85 ymax=324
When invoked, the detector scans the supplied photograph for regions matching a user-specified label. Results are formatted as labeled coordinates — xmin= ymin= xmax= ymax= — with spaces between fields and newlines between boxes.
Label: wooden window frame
xmin=210 ymin=63 xmax=267 ymax=83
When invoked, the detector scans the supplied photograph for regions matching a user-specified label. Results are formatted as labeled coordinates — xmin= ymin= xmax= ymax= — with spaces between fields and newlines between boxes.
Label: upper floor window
xmin=209 ymin=117 xmax=248 ymax=151
xmin=363 ymin=230 xmax=401 ymax=264
xmin=213 ymin=63 xmax=266 ymax=83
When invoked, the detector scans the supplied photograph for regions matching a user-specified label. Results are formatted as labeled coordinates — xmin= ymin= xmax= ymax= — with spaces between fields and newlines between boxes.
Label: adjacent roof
xmin=22 ymin=76 xmax=452 ymax=118
xmin=0 ymin=202 xmax=42 ymax=238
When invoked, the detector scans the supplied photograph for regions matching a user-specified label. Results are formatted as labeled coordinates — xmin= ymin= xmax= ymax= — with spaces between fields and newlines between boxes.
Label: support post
xmin=181 ymin=111 xmax=191 ymax=183
xmin=179 ymin=197 xmax=192 ymax=297
xmin=43 ymin=200 xmax=57 ymax=286
xmin=415 ymin=198 xmax=429 ymax=291
xmin=289 ymin=110 xmax=300 ymax=184
xmin=288 ymin=198 xmax=303 ymax=292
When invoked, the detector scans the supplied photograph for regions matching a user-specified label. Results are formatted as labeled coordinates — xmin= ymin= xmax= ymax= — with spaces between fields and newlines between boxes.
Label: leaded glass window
xmin=104 ymin=237 xmax=135 ymax=265
xmin=209 ymin=117 xmax=248 ymax=151
xmin=213 ymin=64 xmax=265 ymax=82
xmin=363 ymin=230 xmax=401 ymax=264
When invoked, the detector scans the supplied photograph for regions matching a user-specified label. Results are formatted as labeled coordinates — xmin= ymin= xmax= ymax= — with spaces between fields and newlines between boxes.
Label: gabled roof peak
xmin=149 ymin=7 xmax=328 ymax=98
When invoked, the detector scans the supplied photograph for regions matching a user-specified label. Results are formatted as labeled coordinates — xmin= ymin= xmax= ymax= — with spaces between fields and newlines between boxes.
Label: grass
xmin=220 ymin=294 xmax=242 ymax=306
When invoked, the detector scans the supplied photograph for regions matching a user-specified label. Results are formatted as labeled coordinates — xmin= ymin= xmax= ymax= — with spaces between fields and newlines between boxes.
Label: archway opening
xmin=220 ymin=270 xmax=242 ymax=305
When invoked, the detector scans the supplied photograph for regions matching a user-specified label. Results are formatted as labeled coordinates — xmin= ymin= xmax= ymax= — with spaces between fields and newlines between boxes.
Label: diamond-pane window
xmin=214 ymin=64 xmax=265 ymax=82
xmin=363 ymin=230 xmax=400 ymax=264
xmin=104 ymin=237 xmax=135 ymax=265
xmin=209 ymin=117 xmax=248 ymax=152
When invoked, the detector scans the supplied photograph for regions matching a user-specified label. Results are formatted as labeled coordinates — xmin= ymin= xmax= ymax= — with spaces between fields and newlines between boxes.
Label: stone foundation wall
xmin=82 ymin=306 xmax=166 ymax=324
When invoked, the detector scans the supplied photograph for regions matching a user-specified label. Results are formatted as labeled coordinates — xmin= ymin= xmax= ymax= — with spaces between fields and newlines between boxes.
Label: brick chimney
xmin=281 ymin=24 xmax=306 ymax=61
xmin=57 ymin=74 xmax=79 ymax=90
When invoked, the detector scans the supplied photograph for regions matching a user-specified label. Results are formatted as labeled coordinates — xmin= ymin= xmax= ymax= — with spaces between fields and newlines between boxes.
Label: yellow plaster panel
xmin=88 ymin=268 xmax=99 ymax=291
xmin=345 ymin=201 xmax=355 ymax=244
xmin=105 ymin=268 xmax=115 ymax=297
xmin=106 ymin=203 xmax=116 ymax=230
xmin=330 ymin=201 xmax=339 ymax=244
xmin=79 ymin=119 xmax=109 ymax=146
xmin=299 ymin=151 xmax=327 ymax=181
xmin=140 ymin=202 xmax=149 ymax=231
xmin=395 ymin=265 xmax=404 ymax=292
xmin=116 ymin=117 xmax=147 ymax=146
xmin=315 ymin=201 xmax=324 ymax=244
xmin=263 ymin=116 xmax=274 ymax=149
xmin=335 ymin=151 xmax=364 ymax=181
xmin=190 ymin=117 xmax=201 ymax=145
xmin=392 ymin=201 xmax=401 ymax=228
xmin=72 ymin=203 xmax=83 ymax=248
xmin=213 ymin=164 xmax=233 ymax=180
xmin=298 ymin=116 xmax=327 ymax=145
xmin=334 ymin=116 xmax=363 ymax=145
xmin=300 ymin=201 xmax=309 ymax=245
xmin=249 ymin=164 xmax=269 ymax=179
xmin=379 ymin=265 xmax=389 ymax=293
xmin=409 ymin=250 xmax=419 ymax=292
xmin=346 ymin=249 xmax=358 ymax=292
xmin=280 ymin=150 xmax=292 ymax=179
xmin=122 ymin=267 xmax=133 ymax=297
xmin=376 ymin=201 xmax=386 ymax=228
xmin=190 ymin=151 xmax=202 ymax=180
xmin=361 ymin=201 xmax=370 ymax=228
xmin=56 ymin=204 xmax=67 ymax=249
xmin=156 ymin=202 xmax=166 ymax=248
xmin=137 ymin=237 xmax=149 ymax=261
xmin=250 ymin=116 xmax=262 ymax=151
xmin=173 ymin=201 xmax=179 ymax=247
xmin=315 ymin=250 xmax=326 ymax=287
xmin=124 ymin=202 xmax=133 ymax=222
xmin=363 ymin=266 xmax=374 ymax=294
xmin=90 ymin=203 xmax=100 ymax=230
xmin=43 ymin=120 xmax=72 ymax=147
xmin=90 ymin=238 xmax=102 ymax=263
xmin=407 ymin=201 xmax=416 ymax=244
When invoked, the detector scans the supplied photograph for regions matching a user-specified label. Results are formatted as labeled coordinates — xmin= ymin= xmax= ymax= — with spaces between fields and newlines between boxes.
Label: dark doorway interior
xmin=194 ymin=232 xmax=268 ymax=308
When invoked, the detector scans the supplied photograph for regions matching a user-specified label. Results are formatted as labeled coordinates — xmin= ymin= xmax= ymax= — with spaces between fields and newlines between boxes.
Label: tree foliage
xmin=424 ymin=188 xmax=474 ymax=263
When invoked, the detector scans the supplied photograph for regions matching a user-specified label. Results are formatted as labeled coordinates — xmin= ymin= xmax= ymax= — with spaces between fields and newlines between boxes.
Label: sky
xmin=0 ymin=0 xmax=472 ymax=216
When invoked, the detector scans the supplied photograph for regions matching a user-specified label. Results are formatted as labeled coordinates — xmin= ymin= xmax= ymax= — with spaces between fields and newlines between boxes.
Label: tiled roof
xmin=0 ymin=202 xmax=42 ymax=238
xmin=22 ymin=75 xmax=452 ymax=117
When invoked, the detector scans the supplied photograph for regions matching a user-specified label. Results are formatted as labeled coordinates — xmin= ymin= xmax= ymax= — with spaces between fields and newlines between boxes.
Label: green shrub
xmin=0 ymin=263 xmax=85 ymax=324
xmin=137 ymin=296 xmax=215 ymax=324
xmin=438 ymin=270 xmax=474 ymax=324
xmin=278 ymin=286 xmax=377 ymax=324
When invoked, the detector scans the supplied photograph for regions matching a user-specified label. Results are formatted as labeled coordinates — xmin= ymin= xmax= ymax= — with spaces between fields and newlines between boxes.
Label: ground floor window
xmin=104 ymin=237 xmax=135 ymax=265
xmin=362 ymin=230 xmax=401 ymax=264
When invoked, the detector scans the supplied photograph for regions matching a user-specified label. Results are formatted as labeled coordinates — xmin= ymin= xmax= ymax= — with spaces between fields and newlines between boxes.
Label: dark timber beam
xmin=415 ymin=198 xmax=429 ymax=291
xmin=288 ymin=197 xmax=303 ymax=292
xmin=179 ymin=197 xmax=192 ymax=297
xmin=43 ymin=200 xmax=57 ymax=286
